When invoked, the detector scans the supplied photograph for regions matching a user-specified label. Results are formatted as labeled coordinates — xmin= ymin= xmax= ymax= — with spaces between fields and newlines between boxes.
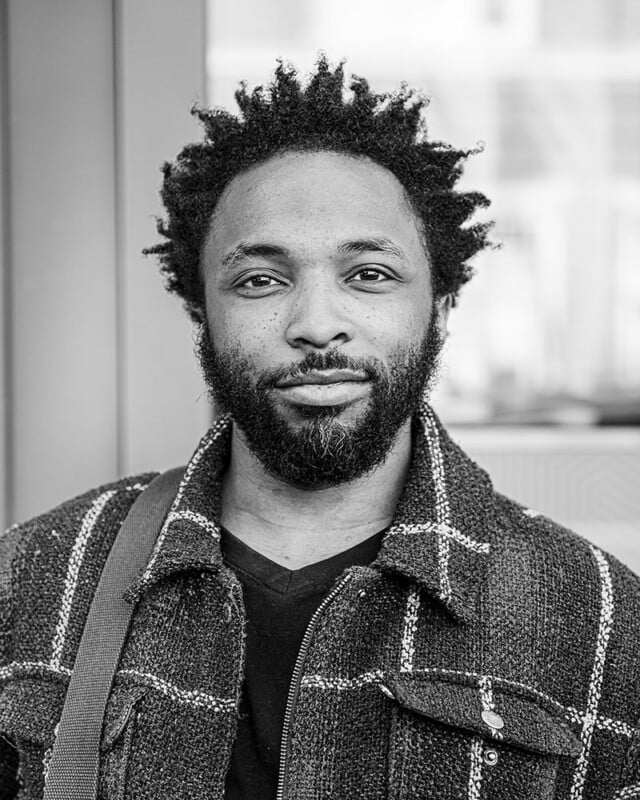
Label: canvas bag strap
xmin=43 ymin=467 xmax=184 ymax=800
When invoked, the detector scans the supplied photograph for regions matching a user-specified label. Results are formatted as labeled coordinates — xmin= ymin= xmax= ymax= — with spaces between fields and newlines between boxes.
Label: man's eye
xmin=238 ymin=274 xmax=282 ymax=289
xmin=350 ymin=268 xmax=391 ymax=283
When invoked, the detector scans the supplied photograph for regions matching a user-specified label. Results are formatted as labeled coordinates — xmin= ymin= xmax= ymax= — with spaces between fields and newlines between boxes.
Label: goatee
xmin=196 ymin=318 xmax=443 ymax=489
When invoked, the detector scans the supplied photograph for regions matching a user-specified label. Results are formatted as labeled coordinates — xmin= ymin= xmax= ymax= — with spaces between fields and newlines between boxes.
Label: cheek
xmin=206 ymin=296 xmax=285 ymax=360
xmin=359 ymin=301 xmax=431 ymax=353
xmin=397 ymin=286 xmax=435 ymax=347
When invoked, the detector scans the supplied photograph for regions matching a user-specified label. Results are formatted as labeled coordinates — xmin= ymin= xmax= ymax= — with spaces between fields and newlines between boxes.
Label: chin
xmin=277 ymin=399 xmax=367 ymax=426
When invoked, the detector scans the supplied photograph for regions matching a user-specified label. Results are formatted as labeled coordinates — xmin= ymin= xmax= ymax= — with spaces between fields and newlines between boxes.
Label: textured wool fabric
xmin=0 ymin=403 xmax=640 ymax=799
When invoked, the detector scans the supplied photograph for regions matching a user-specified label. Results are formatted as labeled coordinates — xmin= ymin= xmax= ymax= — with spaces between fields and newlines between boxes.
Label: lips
xmin=275 ymin=369 xmax=369 ymax=388
xmin=273 ymin=369 xmax=372 ymax=407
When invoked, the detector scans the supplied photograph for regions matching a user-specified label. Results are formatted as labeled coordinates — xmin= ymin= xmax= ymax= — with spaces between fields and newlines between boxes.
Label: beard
xmin=196 ymin=317 xmax=443 ymax=489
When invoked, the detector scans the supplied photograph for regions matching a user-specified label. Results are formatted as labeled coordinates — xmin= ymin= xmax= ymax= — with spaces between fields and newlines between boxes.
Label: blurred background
xmin=1 ymin=0 xmax=639 ymax=571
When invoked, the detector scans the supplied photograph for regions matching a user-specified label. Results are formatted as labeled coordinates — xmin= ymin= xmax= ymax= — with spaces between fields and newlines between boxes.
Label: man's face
xmin=199 ymin=150 xmax=448 ymax=488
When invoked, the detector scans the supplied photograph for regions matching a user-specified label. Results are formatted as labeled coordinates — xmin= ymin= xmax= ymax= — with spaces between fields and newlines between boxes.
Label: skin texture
xmin=201 ymin=150 xmax=449 ymax=568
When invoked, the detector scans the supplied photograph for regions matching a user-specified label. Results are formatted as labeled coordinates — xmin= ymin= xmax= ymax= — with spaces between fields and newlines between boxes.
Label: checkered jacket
xmin=1 ymin=405 xmax=639 ymax=799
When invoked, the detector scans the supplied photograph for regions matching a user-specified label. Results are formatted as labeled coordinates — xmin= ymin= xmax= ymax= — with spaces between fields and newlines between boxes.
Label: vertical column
xmin=114 ymin=0 xmax=211 ymax=478
xmin=0 ymin=0 xmax=10 ymax=529
xmin=2 ymin=0 xmax=209 ymax=526
xmin=5 ymin=0 xmax=119 ymax=524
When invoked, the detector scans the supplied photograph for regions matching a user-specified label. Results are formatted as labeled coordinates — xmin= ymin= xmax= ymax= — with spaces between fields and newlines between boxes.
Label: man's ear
xmin=434 ymin=294 xmax=453 ymax=342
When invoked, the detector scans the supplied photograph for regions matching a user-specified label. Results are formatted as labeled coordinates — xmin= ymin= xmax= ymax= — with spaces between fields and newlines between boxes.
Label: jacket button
xmin=483 ymin=748 xmax=499 ymax=766
xmin=222 ymin=602 xmax=232 ymax=624
xmin=481 ymin=710 xmax=504 ymax=730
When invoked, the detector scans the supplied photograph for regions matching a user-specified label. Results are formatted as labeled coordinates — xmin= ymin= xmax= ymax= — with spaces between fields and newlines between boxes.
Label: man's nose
xmin=284 ymin=280 xmax=355 ymax=350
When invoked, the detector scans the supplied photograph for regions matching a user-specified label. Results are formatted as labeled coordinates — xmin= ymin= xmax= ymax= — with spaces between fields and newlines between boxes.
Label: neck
xmin=220 ymin=419 xmax=412 ymax=569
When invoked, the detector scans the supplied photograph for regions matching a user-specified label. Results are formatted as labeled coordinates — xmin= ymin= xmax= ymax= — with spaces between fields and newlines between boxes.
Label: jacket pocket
xmin=0 ymin=678 xmax=147 ymax=800
xmin=99 ymin=684 xmax=147 ymax=800
xmin=382 ymin=673 xmax=580 ymax=800
xmin=0 ymin=677 xmax=66 ymax=798
xmin=99 ymin=676 xmax=237 ymax=799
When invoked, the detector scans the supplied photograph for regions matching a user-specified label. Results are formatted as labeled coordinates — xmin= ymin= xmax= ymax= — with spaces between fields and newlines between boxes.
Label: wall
xmin=0 ymin=0 xmax=211 ymax=527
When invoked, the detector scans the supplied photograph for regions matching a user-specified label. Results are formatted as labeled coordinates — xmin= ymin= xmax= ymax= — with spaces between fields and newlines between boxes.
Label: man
xmin=1 ymin=58 xmax=639 ymax=799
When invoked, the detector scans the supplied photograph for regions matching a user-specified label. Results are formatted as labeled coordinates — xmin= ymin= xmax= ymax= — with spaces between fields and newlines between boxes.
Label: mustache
xmin=256 ymin=349 xmax=382 ymax=391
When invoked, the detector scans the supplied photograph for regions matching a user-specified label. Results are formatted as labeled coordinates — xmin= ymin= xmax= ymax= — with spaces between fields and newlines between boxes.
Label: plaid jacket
xmin=1 ymin=405 xmax=639 ymax=799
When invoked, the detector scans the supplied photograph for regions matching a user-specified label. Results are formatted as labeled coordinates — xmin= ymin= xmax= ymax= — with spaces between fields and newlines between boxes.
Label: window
xmin=207 ymin=0 xmax=640 ymax=426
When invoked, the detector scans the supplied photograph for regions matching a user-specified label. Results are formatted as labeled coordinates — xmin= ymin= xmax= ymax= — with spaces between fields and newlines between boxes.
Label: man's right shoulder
xmin=0 ymin=472 xmax=159 ymax=604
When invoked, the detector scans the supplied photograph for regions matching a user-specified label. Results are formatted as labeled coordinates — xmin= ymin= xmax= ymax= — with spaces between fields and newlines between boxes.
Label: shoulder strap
xmin=43 ymin=467 xmax=184 ymax=800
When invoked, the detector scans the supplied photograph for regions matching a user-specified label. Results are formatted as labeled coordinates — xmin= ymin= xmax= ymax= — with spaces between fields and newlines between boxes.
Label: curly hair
xmin=145 ymin=57 xmax=492 ymax=323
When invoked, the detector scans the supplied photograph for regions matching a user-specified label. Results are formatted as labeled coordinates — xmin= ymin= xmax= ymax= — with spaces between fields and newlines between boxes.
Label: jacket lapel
xmin=373 ymin=402 xmax=495 ymax=622
xmin=125 ymin=415 xmax=232 ymax=603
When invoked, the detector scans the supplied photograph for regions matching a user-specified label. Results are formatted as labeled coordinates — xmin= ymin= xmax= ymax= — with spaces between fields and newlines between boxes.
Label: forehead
xmin=205 ymin=150 xmax=425 ymax=259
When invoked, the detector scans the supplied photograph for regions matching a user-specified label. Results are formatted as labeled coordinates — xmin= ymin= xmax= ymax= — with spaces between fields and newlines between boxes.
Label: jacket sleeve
xmin=0 ymin=526 xmax=23 ymax=798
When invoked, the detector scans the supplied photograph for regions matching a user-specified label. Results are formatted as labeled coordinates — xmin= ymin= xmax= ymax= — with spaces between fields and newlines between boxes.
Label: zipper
xmin=275 ymin=572 xmax=353 ymax=800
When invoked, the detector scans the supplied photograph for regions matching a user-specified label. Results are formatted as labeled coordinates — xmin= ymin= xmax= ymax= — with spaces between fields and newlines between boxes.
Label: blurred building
xmin=209 ymin=0 xmax=640 ymax=426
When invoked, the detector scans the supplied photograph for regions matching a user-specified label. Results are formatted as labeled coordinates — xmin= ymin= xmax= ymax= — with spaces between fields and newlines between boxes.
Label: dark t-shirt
xmin=221 ymin=528 xmax=384 ymax=800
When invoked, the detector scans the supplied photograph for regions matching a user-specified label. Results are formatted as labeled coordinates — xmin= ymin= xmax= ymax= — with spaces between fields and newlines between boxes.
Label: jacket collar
xmin=372 ymin=402 xmax=495 ymax=621
xmin=126 ymin=403 xmax=496 ymax=621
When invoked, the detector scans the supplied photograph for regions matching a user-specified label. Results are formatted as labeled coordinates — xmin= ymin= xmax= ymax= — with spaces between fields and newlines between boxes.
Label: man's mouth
xmin=275 ymin=369 xmax=370 ymax=388
xmin=274 ymin=369 xmax=371 ymax=407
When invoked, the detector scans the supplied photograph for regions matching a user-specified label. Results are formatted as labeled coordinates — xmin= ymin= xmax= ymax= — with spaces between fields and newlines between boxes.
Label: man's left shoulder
xmin=493 ymin=489 xmax=640 ymax=586
xmin=490 ymin=490 xmax=640 ymax=652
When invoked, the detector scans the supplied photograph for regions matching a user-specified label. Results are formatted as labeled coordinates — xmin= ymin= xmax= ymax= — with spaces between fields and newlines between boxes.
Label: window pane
xmin=206 ymin=0 xmax=640 ymax=426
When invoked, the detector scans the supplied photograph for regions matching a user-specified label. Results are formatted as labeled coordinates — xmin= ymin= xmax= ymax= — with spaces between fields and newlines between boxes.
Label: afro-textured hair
xmin=145 ymin=57 xmax=492 ymax=323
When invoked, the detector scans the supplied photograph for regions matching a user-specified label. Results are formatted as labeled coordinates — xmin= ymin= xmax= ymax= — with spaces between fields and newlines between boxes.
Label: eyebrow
xmin=220 ymin=243 xmax=292 ymax=271
xmin=219 ymin=236 xmax=407 ymax=271
xmin=337 ymin=237 xmax=407 ymax=261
